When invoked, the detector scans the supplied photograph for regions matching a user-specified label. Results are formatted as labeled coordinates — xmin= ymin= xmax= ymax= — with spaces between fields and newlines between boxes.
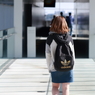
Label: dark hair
xmin=50 ymin=16 xmax=69 ymax=33
xmin=69 ymin=12 xmax=71 ymax=16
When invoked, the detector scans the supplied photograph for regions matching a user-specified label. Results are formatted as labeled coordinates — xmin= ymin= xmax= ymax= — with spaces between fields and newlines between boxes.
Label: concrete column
xmin=89 ymin=0 xmax=95 ymax=58
xmin=27 ymin=27 xmax=36 ymax=57
xmin=0 ymin=31 xmax=3 ymax=57
xmin=14 ymin=0 xmax=23 ymax=58
xmin=7 ymin=28 xmax=14 ymax=58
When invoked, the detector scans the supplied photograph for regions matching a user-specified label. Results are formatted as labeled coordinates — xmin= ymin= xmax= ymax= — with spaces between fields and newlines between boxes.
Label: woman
xmin=45 ymin=16 xmax=75 ymax=95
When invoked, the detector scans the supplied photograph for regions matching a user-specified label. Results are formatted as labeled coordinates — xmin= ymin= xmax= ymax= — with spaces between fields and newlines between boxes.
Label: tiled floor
xmin=0 ymin=59 xmax=50 ymax=95
xmin=0 ymin=59 xmax=9 ymax=67
xmin=0 ymin=58 xmax=95 ymax=95
xmin=48 ymin=59 xmax=95 ymax=95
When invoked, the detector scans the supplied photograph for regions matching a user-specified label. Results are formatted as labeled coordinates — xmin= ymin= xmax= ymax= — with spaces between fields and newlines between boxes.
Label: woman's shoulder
xmin=46 ymin=32 xmax=54 ymax=45
xmin=67 ymin=34 xmax=74 ymax=45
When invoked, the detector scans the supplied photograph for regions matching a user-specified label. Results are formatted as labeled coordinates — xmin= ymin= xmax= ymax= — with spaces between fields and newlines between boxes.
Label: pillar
xmin=7 ymin=28 xmax=14 ymax=58
xmin=27 ymin=27 xmax=36 ymax=57
xmin=89 ymin=0 xmax=95 ymax=58
xmin=14 ymin=0 xmax=23 ymax=58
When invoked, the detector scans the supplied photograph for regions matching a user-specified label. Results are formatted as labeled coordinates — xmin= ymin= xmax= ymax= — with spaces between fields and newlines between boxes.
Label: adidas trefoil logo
xmin=61 ymin=59 xmax=70 ymax=66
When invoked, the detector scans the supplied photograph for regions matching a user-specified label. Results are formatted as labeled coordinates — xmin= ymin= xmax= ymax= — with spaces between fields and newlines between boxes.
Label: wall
xmin=0 ymin=4 xmax=14 ymax=30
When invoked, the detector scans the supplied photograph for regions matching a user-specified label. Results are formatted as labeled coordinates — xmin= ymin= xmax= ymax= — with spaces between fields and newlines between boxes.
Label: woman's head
xmin=50 ymin=16 xmax=69 ymax=33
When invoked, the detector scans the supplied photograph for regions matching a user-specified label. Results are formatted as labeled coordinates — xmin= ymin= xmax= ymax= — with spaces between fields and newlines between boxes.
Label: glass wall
xmin=0 ymin=28 xmax=15 ymax=58
xmin=44 ymin=2 xmax=74 ymax=27
xmin=44 ymin=1 xmax=89 ymax=38
xmin=74 ymin=2 xmax=89 ymax=38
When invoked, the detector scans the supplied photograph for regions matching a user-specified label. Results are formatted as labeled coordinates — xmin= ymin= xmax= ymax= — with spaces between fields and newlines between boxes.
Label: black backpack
xmin=53 ymin=34 xmax=74 ymax=71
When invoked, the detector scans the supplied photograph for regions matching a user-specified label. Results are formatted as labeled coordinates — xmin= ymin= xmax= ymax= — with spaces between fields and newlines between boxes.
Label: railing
xmin=0 ymin=28 xmax=15 ymax=58
xmin=0 ymin=28 xmax=15 ymax=41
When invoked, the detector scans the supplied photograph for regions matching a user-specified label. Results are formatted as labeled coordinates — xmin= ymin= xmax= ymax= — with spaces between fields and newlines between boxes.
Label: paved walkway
xmin=0 ymin=58 xmax=95 ymax=95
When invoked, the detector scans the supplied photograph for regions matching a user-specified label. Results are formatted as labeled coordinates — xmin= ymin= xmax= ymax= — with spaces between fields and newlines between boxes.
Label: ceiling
xmin=24 ymin=0 xmax=89 ymax=3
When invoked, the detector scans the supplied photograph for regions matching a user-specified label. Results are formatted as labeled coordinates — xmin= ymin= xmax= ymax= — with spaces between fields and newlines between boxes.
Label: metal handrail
xmin=0 ymin=32 xmax=16 ymax=41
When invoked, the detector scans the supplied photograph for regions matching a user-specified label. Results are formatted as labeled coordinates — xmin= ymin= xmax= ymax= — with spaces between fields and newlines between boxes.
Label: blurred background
xmin=0 ymin=0 xmax=89 ymax=58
